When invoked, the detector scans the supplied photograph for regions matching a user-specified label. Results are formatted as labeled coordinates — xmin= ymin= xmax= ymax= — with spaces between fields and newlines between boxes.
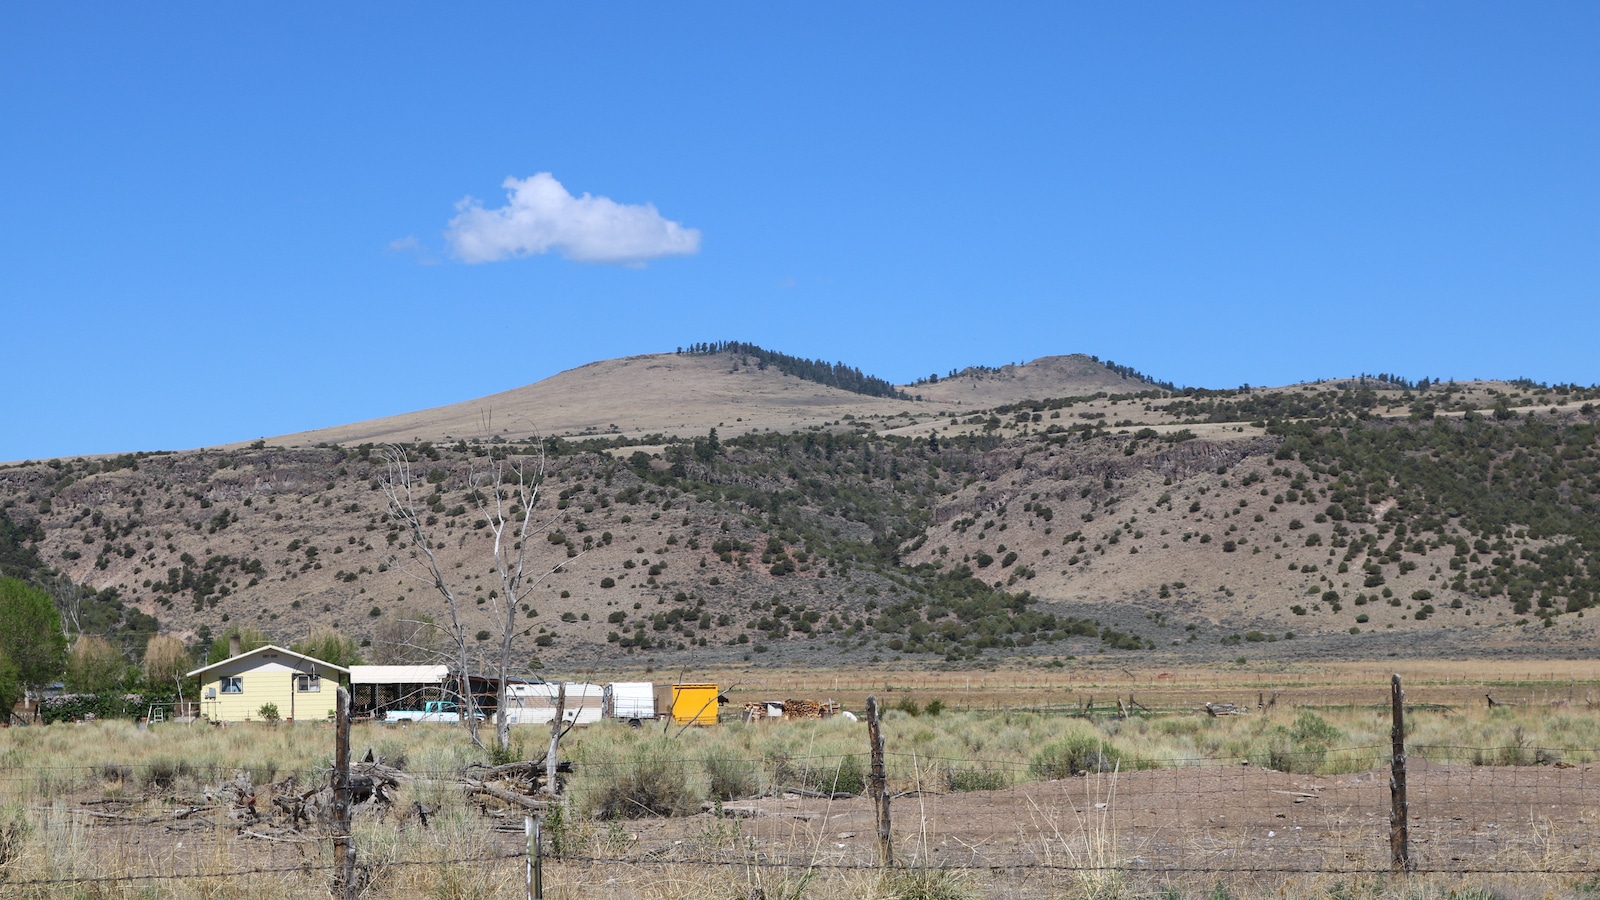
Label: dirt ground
xmin=22 ymin=759 xmax=1598 ymax=899
xmin=603 ymin=761 xmax=1600 ymax=878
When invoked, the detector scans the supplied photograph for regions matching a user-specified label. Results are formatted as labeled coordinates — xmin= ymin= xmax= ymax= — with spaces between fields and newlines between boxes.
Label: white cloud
xmin=445 ymin=173 xmax=701 ymax=265
xmin=386 ymin=235 xmax=439 ymax=265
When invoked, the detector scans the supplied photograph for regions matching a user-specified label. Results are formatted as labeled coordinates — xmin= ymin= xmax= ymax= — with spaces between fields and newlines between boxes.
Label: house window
xmin=295 ymin=674 xmax=321 ymax=693
xmin=221 ymin=676 xmax=243 ymax=694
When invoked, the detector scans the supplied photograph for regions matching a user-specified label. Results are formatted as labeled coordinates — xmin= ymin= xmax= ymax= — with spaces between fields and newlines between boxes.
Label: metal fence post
xmin=1389 ymin=674 xmax=1411 ymax=872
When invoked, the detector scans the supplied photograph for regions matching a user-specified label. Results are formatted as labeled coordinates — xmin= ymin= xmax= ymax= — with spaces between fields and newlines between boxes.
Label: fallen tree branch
xmin=763 ymin=786 xmax=859 ymax=800
xmin=462 ymin=779 xmax=552 ymax=811
xmin=461 ymin=759 xmax=571 ymax=780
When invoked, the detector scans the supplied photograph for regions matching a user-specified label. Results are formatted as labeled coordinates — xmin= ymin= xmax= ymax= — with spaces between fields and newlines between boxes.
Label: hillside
xmin=4 ymin=350 xmax=1599 ymax=675
xmin=257 ymin=351 xmax=1168 ymax=451
xmin=909 ymin=354 xmax=1168 ymax=406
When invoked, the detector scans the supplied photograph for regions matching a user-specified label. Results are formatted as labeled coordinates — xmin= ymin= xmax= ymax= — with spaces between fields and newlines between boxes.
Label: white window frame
xmin=295 ymin=674 xmax=321 ymax=693
xmin=221 ymin=676 xmax=243 ymax=694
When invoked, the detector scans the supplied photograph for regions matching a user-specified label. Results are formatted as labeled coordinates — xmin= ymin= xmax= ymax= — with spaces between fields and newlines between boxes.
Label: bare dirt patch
xmin=610 ymin=761 xmax=1600 ymax=884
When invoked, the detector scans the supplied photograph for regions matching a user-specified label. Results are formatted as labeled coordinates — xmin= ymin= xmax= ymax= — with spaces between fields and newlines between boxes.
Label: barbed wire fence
xmin=0 ymin=676 xmax=1597 ymax=898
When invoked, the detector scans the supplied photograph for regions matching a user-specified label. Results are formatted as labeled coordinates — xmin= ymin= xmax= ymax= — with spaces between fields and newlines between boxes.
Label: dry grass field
xmin=2 ymin=663 xmax=1598 ymax=898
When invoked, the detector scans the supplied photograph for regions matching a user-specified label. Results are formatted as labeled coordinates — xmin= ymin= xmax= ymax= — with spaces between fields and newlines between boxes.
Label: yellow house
xmin=187 ymin=644 xmax=350 ymax=724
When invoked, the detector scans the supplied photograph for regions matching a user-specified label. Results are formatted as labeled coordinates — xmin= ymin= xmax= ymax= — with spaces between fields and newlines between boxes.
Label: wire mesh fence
xmin=1 ymin=687 xmax=1598 ymax=897
xmin=6 ymin=746 xmax=1593 ymax=897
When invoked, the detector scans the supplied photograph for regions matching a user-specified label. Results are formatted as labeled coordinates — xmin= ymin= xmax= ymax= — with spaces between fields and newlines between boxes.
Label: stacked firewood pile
xmin=785 ymin=699 xmax=842 ymax=719
xmin=782 ymin=699 xmax=823 ymax=719
xmin=746 ymin=699 xmax=845 ymax=722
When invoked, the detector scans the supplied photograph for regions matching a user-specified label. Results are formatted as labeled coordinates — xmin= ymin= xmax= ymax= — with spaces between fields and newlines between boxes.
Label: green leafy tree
xmin=292 ymin=628 xmax=364 ymax=668
xmin=141 ymin=635 xmax=191 ymax=693
xmin=0 ymin=577 xmax=67 ymax=692
xmin=64 ymin=635 xmax=126 ymax=694
xmin=694 ymin=428 xmax=721 ymax=462
xmin=0 ymin=650 xmax=22 ymax=712
xmin=206 ymin=627 xmax=270 ymax=665
xmin=0 ymin=512 xmax=45 ymax=580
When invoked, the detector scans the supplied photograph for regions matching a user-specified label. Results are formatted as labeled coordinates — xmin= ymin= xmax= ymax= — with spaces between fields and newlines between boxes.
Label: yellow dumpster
xmin=653 ymin=683 xmax=720 ymax=726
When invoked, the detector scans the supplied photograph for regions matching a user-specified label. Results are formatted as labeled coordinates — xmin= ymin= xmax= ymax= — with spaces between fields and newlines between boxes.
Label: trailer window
xmin=221 ymin=676 xmax=243 ymax=694
xmin=295 ymin=674 xmax=321 ymax=693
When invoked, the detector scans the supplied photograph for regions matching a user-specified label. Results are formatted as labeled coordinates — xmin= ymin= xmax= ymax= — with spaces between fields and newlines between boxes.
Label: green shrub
xmin=702 ymin=750 xmax=758 ymax=801
xmin=815 ymin=755 xmax=866 ymax=795
xmin=39 ymin=693 xmax=146 ymax=724
xmin=142 ymin=756 xmax=195 ymax=792
xmin=1260 ymin=712 xmax=1346 ymax=773
xmin=583 ymin=741 xmax=700 ymax=819
xmin=945 ymin=764 xmax=1008 ymax=792
xmin=1030 ymin=732 xmax=1124 ymax=778
xmin=884 ymin=867 xmax=978 ymax=900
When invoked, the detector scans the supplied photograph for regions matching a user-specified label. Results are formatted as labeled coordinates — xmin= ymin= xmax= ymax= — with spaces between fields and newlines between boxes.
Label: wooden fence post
xmin=534 ymin=815 xmax=544 ymax=899
xmin=866 ymin=695 xmax=893 ymax=867
xmin=1389 ymin=674 xmax=1411 ymax=872
xmin=333 ymin=685 xmax=356 ymax=899
xmin=525 ymin=814 xmax=544 ymax=900
xmin=545 ymin=683 xmax=565 ymax=796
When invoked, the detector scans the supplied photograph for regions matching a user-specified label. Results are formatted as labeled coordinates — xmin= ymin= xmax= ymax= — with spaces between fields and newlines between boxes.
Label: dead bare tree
xmin=381 ymin=446 xmax=484 ymax=747
xmin=380 ymin=441 xmax=576 ymax=753
xmin=370 ymin=608 xmax=443 ymax=665
xmin=478 ymin=447 xmax=567 ymax=753
xmin=41 ymin=573 xmax=92 ymax=640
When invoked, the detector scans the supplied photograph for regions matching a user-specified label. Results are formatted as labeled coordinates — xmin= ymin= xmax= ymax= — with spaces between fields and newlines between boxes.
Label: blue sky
xmin=3 ymin=3 xmax=1595 ymax=460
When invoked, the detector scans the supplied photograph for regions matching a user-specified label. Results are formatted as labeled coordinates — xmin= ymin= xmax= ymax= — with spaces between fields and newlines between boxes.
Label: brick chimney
xmin=229 ymin=633 xmax=241 ymax=658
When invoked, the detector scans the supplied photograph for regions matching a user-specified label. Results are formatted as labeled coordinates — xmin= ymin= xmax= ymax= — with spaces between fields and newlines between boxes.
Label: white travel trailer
xmin=502 ymin=682 xmax=603 ymax=726
xmin=602 ymin=682 xmax=656 ymax=727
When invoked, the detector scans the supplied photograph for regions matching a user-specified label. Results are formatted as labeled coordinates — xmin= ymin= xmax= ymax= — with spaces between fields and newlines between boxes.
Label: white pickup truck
xmin=382 ymin=700 xmax=483 ymax=724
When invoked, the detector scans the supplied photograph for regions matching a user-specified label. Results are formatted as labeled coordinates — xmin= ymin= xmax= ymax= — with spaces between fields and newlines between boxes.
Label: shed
xmin=349 ymin=665 xmax=453 ymax=717
xmin=187 ymin=645 xmax=350 ymax=724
